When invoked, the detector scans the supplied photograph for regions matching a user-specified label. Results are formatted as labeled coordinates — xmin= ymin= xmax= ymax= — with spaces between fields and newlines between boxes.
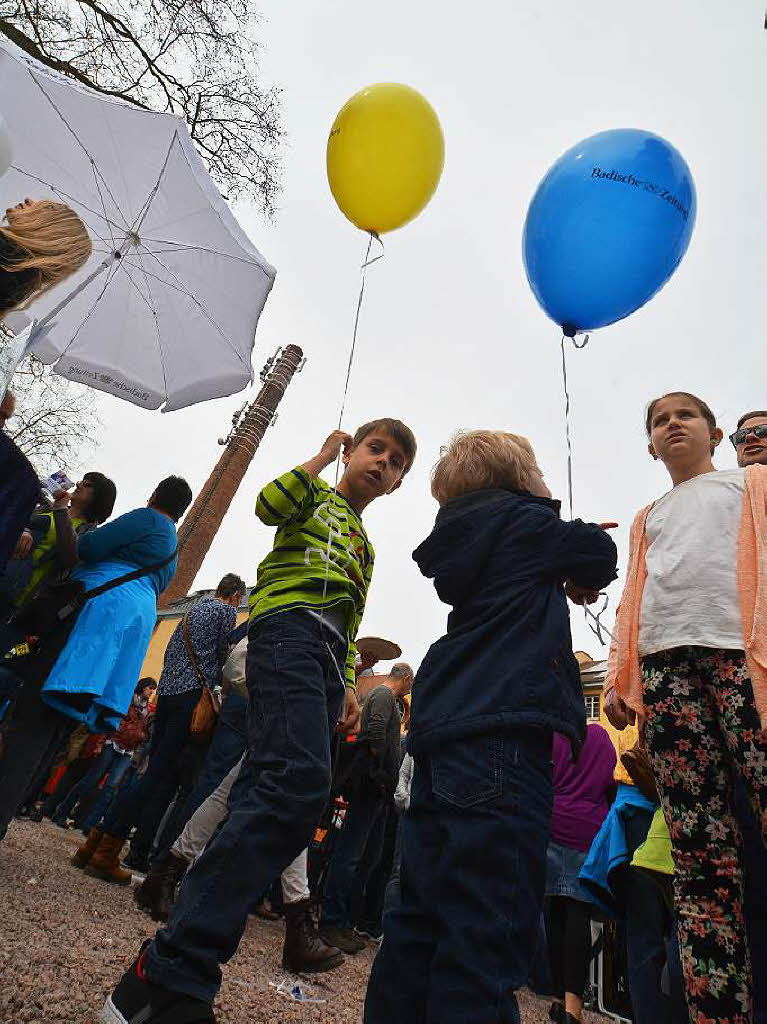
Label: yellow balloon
xmin=327 ymin=82 xmax=445 ymax=234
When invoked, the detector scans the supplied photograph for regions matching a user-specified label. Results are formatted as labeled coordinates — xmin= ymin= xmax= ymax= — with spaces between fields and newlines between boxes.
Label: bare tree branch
xmin=0 ymin=0 xmax=282 ymax=213
xmin=2 ymin=339 xmax=100 ymax=472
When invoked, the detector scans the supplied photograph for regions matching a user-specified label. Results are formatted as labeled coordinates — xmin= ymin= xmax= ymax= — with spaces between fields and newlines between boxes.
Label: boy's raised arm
xmin=255 ymin=430 xmax=354 ymax=526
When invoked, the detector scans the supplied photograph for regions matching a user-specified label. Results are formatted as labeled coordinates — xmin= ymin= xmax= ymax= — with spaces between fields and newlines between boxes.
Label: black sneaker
xmin=100 ymin=941 xmax=216 ymax=1024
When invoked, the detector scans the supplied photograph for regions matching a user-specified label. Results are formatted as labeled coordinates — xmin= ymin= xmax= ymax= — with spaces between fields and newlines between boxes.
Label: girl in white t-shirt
xmin=604 ymin=391 xmax=767 ymax=1024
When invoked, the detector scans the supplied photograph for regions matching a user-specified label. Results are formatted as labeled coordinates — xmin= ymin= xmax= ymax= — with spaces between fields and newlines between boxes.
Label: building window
xmin=584 ymin=694 xmax=600 ymax=721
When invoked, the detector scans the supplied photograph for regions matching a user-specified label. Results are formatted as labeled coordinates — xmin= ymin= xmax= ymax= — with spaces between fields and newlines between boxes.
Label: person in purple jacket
xmin=545 ymin=723 xmax=616 ymax=1024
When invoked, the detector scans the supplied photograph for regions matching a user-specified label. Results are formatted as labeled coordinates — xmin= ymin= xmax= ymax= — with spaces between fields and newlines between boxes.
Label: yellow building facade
xmin=140 ymin=590 xmax=250 ymax=681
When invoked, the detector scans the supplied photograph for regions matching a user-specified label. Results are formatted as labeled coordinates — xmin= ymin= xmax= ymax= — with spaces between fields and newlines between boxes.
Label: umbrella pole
xmin=34 ymin=249 xmax=123 ymax=332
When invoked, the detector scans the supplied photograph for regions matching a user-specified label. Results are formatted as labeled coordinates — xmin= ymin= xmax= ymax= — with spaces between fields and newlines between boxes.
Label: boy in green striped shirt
xmin=252 ymin=430 xmax=381 ymax=703
xmin=109 ymin=418 xmax=416 ymax=1021
xmin=250 ymin=416 xmax=414 ymax=726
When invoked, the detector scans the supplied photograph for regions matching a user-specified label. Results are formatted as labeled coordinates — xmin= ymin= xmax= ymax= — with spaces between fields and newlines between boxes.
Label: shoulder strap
xmin=81 ymin=547 xmax=178 ymax=601
xmin=55 ymin=548 xmax=178 ymax=622
xmin=182 ymin=612 xmax=208 ymax=689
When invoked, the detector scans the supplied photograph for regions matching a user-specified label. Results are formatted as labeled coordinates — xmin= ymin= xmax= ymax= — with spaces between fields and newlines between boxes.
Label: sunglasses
xmin=729 ymin=424 xmax=767 ymax=448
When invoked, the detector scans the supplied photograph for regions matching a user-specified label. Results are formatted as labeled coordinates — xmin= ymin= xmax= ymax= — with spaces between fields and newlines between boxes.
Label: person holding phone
xmin=7 ymin=474 xmax=117 ymax=611
xmin=0 ymin=476 xmax=190 ymax=842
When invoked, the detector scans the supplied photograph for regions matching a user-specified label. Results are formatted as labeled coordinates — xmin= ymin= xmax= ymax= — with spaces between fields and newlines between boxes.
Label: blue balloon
xmin=523 ymin=129 xmax=696 ymax=336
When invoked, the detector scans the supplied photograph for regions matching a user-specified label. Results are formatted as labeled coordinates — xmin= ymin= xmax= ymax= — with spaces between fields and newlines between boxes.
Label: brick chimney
xmin=159 ymin=344 xmax=304 ymax=607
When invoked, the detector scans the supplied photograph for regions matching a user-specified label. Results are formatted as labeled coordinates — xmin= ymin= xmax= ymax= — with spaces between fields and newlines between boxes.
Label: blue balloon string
xmin=583 ymin=592 xmax=614 ymax=646
xmin=560 ymin=330 xmax=614 ymax=646
xmin=560 ymin=331 xmax=590 ymax=520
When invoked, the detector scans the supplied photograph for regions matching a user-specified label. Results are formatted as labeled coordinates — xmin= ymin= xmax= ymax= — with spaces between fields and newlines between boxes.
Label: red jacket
xmin=108 ymin=700 xmax=148 ymax=752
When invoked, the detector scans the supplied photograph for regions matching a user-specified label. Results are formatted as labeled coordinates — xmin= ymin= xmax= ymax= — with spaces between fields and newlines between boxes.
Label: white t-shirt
xmin=638 ymin=469 xmax=744 ymax=657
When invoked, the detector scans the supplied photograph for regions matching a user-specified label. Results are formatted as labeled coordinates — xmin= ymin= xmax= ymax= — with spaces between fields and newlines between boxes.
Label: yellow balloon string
xmin=318 ymin=231 xmax=385 ymax=684
xmin=335 ymin=231 xmax=385 ymax=435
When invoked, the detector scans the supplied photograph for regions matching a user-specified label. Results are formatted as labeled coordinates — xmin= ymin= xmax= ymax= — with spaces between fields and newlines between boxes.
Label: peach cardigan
xmin=605 ymin=465 xmax=767 ymax=725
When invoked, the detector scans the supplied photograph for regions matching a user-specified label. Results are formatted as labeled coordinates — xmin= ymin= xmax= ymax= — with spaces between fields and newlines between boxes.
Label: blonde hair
xmin=0 ymin=200 xmax=91 ymax=314
xmin=431 ymin=430 xmax=541 ymax=505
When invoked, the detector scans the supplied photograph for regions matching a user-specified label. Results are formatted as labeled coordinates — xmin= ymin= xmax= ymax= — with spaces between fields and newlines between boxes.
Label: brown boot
xmin=134 ymin=851 xmax=187 ymax=920
xmin=71 ymin=828 xmax=103 ymax=869
xmin=83 ymin=833 xmax=132 ymax=885
xmin=282 ymin=899 xmax=344 ymax=974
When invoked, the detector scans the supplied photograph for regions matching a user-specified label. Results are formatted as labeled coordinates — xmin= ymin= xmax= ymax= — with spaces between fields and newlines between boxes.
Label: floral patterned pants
xmin=641 ymin=646 xmax=767 ymax=1024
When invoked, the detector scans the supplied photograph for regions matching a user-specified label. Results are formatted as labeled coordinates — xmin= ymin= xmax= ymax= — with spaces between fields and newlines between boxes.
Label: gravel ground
xmin=0 ymin=820 xmax=604 ymax=1023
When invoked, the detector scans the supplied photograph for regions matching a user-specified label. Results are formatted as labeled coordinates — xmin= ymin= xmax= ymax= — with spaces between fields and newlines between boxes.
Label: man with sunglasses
xmin=731 ymin=411 xmax=767 ymax=468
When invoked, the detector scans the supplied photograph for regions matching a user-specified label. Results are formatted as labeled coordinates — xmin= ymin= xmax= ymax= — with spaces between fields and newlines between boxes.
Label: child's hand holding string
xmin=565 ymin=583 xmax=602 ymax=605
xmin=565 ymin=522 xmax=618 ymax=606
xmin=302 ymin=430 xmax=354 ymax=478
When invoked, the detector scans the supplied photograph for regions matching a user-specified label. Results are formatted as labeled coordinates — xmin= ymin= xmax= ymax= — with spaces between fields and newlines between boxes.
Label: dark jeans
xmin=150 ymin=691 xmax=249 ymax=864
xmin=0 ymin=673 xmax=75 ymax=839
xmin=321 ymin=785 xmax=388 ymax=928
xmin=527 ymin=912 xmax=554 ymax=997
xmin=100 ymin=687 xmax=200 ymax=862
xmin=144 ymin=611 xmax=347 ymax=1003
xmin=383 ymin=814 xmax=403 ymax=917
xmin=365 ymin=728 xmax=554 ymax=1024
xmin=356 ymin=797 xmax=399 ymax=929
xmin=83 ymin=765 xmax=139 ymax=829
xmin=624 ymin=806 xmax=680 ymax=1024
xmin=53 ymin=745 xmax=131 ymax=824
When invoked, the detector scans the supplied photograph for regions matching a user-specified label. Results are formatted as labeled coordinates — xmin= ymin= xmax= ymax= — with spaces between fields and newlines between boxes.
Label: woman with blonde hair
xmin=0 ymin=197 xmax=91 ymax=318
xmin=0 ymin=198 xmax=91 ymax=608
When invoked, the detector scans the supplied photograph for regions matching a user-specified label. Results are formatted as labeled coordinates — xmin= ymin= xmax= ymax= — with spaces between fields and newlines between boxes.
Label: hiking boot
xmin=71 ymin=828 xmax=104 ymax=869
xmin=100 ymin=940 xmax=216 ymax=1023
xmin=134 ymin=851 xmax=187 ymax=921
xmin=84 ymin=833 xmax=132 ymax=885
xmin=282 ymin=899 xmax=344 ymax=974
xmin=318 ymin=924 xmax=365 ymax=955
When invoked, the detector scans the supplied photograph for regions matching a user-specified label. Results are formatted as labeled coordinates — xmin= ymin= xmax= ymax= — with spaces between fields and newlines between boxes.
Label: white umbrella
xmin=0 ymin=36 xmax=276 ymax=412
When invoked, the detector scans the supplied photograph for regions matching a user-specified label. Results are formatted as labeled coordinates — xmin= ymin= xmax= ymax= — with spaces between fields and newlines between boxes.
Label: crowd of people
xmin=1 ymin=195 xmax=767 ymax=1024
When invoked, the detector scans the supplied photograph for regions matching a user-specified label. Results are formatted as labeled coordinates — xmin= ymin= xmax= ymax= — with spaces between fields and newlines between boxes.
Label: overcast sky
xmin=63 ymin=0 xmax=765 ymax=670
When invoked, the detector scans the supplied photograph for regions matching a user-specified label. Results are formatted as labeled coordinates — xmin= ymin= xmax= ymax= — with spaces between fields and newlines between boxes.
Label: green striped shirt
xmin=250 ymin=467 xmax=375 ymax=688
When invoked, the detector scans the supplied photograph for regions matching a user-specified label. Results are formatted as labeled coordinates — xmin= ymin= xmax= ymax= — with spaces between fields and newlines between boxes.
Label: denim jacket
xmin=407 ymin=488 xmax=618 ymax=756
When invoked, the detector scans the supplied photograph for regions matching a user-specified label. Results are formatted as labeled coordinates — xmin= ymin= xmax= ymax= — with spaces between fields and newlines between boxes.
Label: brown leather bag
xmin=621 ymin=741 xmax=660 ymax=804
xmin=182 ymin=614 xmax=220 ymax=744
